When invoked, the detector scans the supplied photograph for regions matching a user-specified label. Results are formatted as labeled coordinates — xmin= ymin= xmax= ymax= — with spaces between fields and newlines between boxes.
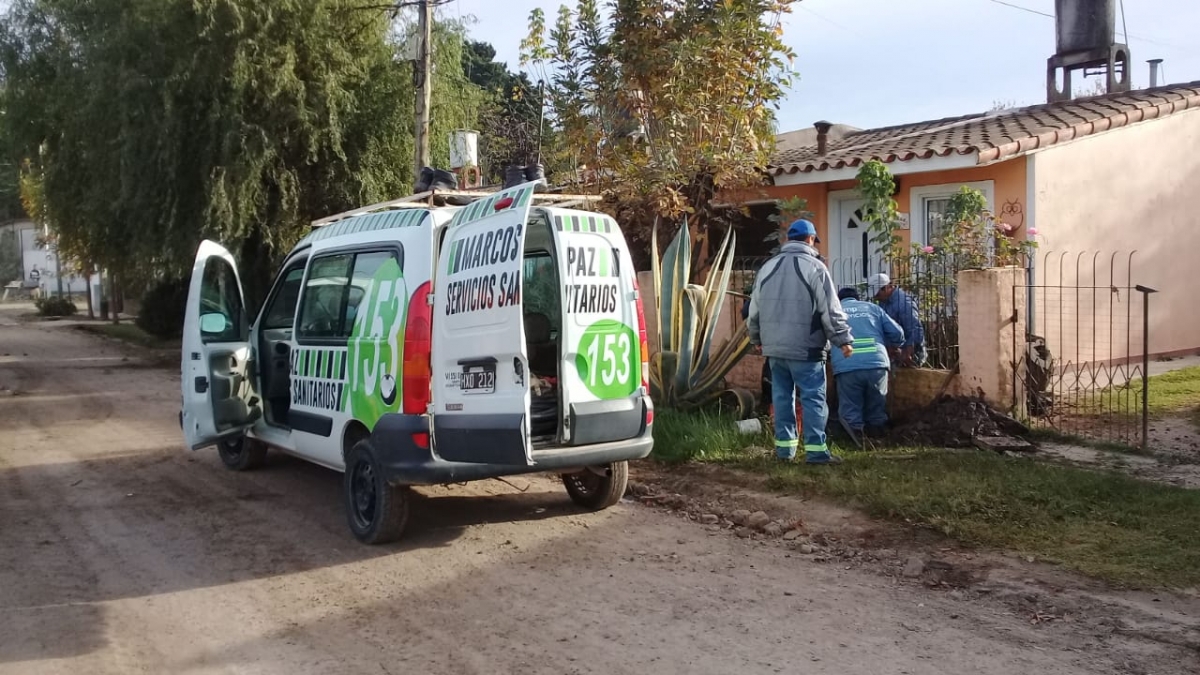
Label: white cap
xmin=867 ymin=273 xmax=890 ymax=297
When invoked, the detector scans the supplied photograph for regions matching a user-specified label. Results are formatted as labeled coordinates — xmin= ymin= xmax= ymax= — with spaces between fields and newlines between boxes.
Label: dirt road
xmin=0 ymin=309 xmax=1194 ymax=674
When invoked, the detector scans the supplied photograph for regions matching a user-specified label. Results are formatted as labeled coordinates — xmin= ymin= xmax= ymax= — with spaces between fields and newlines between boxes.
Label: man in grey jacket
xmin=747 ymin=219 xmax=854 ymax=464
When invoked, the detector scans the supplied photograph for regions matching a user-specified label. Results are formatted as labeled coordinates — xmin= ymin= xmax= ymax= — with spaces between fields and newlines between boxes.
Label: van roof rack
xmin=310 ymin=188 xmax=603 ymax=228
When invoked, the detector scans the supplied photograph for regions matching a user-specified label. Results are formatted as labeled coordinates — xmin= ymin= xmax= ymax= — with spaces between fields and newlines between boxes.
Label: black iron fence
xmin=734 ymin=252 xmax=966 ymax=369
xmin=1011 ymin=251 xmax=1153 ymax=449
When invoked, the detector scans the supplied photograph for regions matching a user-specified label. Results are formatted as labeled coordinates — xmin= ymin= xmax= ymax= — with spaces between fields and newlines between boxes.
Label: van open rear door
xmin=547 ymin=210 xmax=647 ymax=445
xmin=430 ymin=183 xmax=536 ymax=466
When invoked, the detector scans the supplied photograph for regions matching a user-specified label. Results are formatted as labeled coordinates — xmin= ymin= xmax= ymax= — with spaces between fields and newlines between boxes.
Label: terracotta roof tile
xmin=769 ymin=81 xmax=1200 ymax=176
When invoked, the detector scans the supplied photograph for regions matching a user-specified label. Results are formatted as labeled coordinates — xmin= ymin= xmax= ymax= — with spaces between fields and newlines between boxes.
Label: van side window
xmin=345 ymin=251 xmax=394 ymax=329
xmin=297 ymin=254 xmax=353 ymax=340
xmin=262 ymin=265 xmax=306 ymax=330
xmin=296 ymin=249 xmax=402 ymax=343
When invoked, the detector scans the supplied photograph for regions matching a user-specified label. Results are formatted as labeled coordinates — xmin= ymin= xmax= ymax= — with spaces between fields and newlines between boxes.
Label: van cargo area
xmin=523 ymin=211 xmax=564 ymax=445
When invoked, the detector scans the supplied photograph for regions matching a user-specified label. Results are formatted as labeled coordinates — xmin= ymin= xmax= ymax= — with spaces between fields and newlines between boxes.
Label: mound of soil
xmin=891 ymin=396 xmax=1030 ymax=448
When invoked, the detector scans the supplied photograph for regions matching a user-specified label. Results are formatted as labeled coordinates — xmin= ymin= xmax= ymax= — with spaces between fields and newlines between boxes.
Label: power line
xmin=981 ymin=0 xmax=1185 ymax=51
xmin=984 ymin=0 xmax=1052 ymax=19
xmin=795 ymin=4 xmax=853 ymax=33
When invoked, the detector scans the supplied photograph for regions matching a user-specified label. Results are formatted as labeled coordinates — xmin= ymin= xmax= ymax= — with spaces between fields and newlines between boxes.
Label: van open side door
xmin=430 ymin=184 xmax=536 ymax=466
xmin=181 ymin=240 xmax=260 ymax=450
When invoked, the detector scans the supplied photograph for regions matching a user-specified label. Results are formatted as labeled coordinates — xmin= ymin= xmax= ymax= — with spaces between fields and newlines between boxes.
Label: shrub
xmin=136 ymin=278 xmax=188 ymax=339
xmin=35 ymin=295 xmax=78 ymax=317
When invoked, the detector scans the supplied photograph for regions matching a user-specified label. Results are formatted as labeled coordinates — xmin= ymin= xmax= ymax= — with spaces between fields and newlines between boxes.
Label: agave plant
xmin=649 ymin=218 xmax=754 ymax=417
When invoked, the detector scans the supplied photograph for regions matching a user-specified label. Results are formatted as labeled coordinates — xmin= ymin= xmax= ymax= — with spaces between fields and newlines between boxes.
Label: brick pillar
xmin=957 ymin=267 xmax=1027 ymax=412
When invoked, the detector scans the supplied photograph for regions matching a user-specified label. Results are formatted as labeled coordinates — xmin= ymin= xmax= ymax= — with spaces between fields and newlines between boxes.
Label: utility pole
xmin=413 ymin=0 xmax=433 ymax=180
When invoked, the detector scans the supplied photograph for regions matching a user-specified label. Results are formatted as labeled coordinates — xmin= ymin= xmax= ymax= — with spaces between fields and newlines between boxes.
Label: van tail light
xmin=402 ymin=281 xmax=433 ymax=419
xmin=633 ymin=278 xmax=650 ymax=395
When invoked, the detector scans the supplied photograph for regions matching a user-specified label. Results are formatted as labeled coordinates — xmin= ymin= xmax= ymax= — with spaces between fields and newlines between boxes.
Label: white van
xmin=180 ymin=181 xmax=654 ymax=543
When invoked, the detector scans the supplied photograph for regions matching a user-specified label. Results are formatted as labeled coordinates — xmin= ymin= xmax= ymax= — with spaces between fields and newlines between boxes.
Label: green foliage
xmin=522 ymin=0 xmax=798 ymax=270
xmin=462 ymin=41 xmax=548 ymax=183
xmin=0 ymin=117 xmax=22 ymax=222
xmin=763 ymin=196 xmax=812 ymax=255
xmin=650 ymin=409 xmax=772 ymax=463
xmin=0 ymin=0 xmax=483 ymax=303
xmin=135 ymin=278 xmax=188 ymax=339
xmin=763 ymin=449 xmax=1200 ymax=588
xmin=650 ymin=218 xmax=754 ymax=416
xmin=855 ymin=159 xmax=902 ymax=260
xmin=657 ymin=441 xmax=1200 ymax=587
xmin=0 ymin=229 xmax=19 ymax=285
xmin=34 ymin=294 xmax=76 ymax=317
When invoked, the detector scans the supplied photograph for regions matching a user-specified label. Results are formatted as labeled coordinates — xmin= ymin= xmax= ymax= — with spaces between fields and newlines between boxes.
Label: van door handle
xmin=194 ymin=377 xmax=209 ymax=394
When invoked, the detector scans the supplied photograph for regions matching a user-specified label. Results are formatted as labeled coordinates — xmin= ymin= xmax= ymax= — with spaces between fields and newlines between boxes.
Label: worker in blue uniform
xmin=832 ymin=287 xmax=905 ymax=437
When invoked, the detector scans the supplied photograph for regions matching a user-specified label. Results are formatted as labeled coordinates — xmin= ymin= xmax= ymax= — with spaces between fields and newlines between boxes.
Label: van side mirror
xmin=200 ymin=313 xmax=229 ymax=335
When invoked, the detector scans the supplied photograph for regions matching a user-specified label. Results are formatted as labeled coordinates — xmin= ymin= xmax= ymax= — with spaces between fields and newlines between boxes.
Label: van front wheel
xmin=344 ymin=440 xmax=409 ymax=545
xmin=562 ymin=461 xmax=628 ymax=510
xmin=217 ymin=436 xmax=267 ymax=471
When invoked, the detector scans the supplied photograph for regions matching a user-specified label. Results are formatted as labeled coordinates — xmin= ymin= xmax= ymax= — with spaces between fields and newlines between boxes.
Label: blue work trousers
xmin=769 ymin=358 xmax=833 ymax=462
xmin=836 ymin=368 xmax=889 ymax=429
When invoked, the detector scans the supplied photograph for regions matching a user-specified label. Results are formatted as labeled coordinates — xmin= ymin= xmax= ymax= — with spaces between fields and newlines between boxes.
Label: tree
xmin=462 ymin=40 xmax=548 ymax=184
xmin=0 ymin=107 xmax=21 ymax=223
xmin=0 ymin=0 xmax=482 ymax=310
xmin=521 ymin=0 xmax=797 ymax=273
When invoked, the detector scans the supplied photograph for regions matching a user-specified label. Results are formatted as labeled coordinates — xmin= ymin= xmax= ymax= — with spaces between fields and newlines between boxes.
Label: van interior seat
xmin=525 ymin=312 xmax=556 ymax=376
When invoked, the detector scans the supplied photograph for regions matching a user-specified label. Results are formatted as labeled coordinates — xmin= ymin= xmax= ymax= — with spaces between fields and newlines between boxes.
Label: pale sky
xmin=448 ymin=0 xmax=1200 ymax=132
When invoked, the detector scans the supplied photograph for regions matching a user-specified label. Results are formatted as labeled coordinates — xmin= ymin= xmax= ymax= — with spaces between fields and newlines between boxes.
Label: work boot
xmin=805 ymin=454 xmax=844 ymax=466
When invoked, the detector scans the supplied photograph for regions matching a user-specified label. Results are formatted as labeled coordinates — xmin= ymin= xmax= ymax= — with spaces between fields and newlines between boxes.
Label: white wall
xmin=1031 ymin=107 xmax=1200 ymax=359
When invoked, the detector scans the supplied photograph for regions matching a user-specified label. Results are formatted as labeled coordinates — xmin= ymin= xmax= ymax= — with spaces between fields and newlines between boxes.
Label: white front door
xmin=830 ymin=198 xmax=881 ymax=288
xmin=181 ymin=240 xmax=259 ymax=450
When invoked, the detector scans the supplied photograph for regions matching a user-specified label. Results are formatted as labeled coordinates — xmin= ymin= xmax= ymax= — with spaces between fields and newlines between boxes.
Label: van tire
xmin=344 ymin=440 xmax=409 ymax=544
xmin=562 ymin=461 xmax=628 ymax=511
xmin=217 ymin=437 xmax=267 ymax=471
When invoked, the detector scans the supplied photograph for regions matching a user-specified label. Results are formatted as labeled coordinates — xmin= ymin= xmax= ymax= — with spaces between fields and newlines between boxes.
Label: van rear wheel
xmin=344 ymin=440 xmax=409 ymax=544
xmin=217 ymin=436 xmax=267 ymax=471
xmin=562 ymin=461 xmax=628 ymax=510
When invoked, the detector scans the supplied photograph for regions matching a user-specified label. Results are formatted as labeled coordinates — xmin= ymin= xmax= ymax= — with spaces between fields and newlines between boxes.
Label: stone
xmin=731 ymin=509 xmax=752 ymax=526
xmin=747 ymin=511 xmax=772 ymax=529
xmin=902 ymin=555 xmax=926 ymax=578
xmin=700 ymin=514 xmax=720 ymax=525
xmin=762 ymin=522 xmax=784 ymax=537
xmin=735 ymin=527 xmax=754 ymax=539
xmin=973 ymin=435 xmax=1034 ymax=453
xmin=782 ymin=529 xmax=803 ymax=541
xmin=799 ymin=544 xmax=817 ymax=555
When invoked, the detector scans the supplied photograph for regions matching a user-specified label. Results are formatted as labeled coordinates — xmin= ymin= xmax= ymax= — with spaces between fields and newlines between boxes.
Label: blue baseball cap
xmin=786 ymin=219 xmax=820 ymax=243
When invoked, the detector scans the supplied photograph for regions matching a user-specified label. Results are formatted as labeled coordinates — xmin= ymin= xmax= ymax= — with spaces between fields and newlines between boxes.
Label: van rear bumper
xmin=369 ymin=413 xmax=653 ymax=486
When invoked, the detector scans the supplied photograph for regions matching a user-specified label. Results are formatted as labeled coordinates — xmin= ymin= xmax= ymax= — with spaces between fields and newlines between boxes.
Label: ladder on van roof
xmin=310 ymin=187 xmax=602 ymax=228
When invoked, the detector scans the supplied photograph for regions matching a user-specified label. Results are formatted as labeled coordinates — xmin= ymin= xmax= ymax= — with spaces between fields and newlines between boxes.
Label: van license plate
xmin=461 ymin=364 xmax=496 ymax=394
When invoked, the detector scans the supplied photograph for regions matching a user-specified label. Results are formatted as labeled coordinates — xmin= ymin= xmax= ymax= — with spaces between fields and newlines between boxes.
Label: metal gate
xmin=1012 ymin=252 xmax=1155 ymax=449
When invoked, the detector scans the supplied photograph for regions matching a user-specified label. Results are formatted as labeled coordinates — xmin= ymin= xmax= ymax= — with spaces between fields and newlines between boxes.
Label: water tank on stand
xmin=1047 ymin=0 xmax=1130 ymax=102
xmin=449 ymin=130 xmax=481 ymax=188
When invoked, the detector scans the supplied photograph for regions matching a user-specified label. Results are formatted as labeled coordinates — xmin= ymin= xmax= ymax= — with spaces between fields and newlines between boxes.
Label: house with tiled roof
xmin=745 ymin=81 xmax=1200 ymax=359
